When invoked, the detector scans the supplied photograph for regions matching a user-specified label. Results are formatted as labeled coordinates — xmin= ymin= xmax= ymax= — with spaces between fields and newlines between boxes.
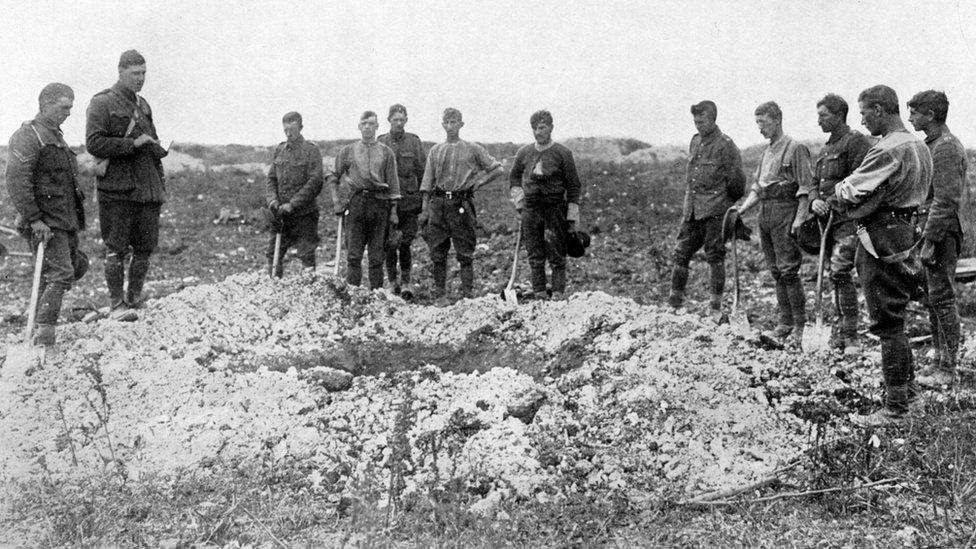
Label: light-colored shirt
xmin=751 ymin=135 xmax=814 ymax=196
xmin=334 ymin=139 xmax=401 ymax=200
xmin=835 ymin=129 xmax=932 ymax=216
xmin=421 ymin=140 xmax=501 ymax=193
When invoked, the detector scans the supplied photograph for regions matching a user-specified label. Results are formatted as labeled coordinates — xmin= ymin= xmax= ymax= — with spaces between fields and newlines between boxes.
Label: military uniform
xmin=752 ymin=135 xmax=815 ymax=334
xmin=836 ymin=129 xmax=932 ymax=416
xmin=918 ymin=126 xmax=968 ymax=378
xmin=378 ymin=130 xmax=425 ymax=290
xmin=808 ymin=125 xmax=872 ymax=346
xmin=265 ymin=135 xmax=325 ymax=276
xmin=6 ymin=116 xmax=87 ymax=338
xmin=334 ymin=139 xmax=401 ymax=288
xmin=509 ymin=141 xmax=583 ymax=295
xmin=669 ymin=126 xmax=745 ymax=309
xmin=421 ymin=140 xmax=501 ymax=298
xmin=85 ymin=82 xmax=168 ymax=309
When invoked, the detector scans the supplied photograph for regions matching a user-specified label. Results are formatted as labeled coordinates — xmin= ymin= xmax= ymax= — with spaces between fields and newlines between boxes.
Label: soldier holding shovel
xmin=265 ymin=111 xmax=326 ymax=277
xmin=5 ymin=83 xmax=89 ymax=347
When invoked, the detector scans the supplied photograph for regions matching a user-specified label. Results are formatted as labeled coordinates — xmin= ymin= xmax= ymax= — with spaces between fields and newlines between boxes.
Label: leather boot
xmin=708 ymin=261 xmax=725 ymax=296
xmin=774 ymin=278 xmax=793 ymax=328
xmin=105 ymin=252 xmax=126 ymax=309
xmin=937 ymin=305 xmax=960 ymax=372
xmin=853 ymin=384 xmax=909 ymax=427
xmin=530 ymin=266 xmax=547 ymax=295
xmin=347 ymin=262 xmax=363 ymax=286
xmin=551 ymin=267 xmax=567 ymax=294
xmin=34 ymin=324 xmax=56 ymax=346
xmin=431 ymin=262 xmax=447 ymax=297
xmin=785 ymin=277 xmax=807 ymax=327
xmin=927 ymin=305 xmax=943 ymax=367
xmin=126 ymin=255 xmax=151 ymax=307
xmin=669 ymin=265 xmax=689 ymax=308
xmin=459 ymin=264 xmax=474 ymax=299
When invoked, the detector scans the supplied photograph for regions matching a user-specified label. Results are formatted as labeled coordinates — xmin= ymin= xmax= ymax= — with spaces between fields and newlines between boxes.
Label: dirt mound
xmin=0 ymin=271 xmax=814 ymax=511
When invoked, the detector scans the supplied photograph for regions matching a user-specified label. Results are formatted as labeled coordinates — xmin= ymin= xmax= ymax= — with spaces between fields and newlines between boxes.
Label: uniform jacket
xmin=378 ymin=131 xmax=426 ymax=212
xmin=266 ymin=135 xmax=325 ymax=216
xmin=810 ymin=125 xmax=872 ymax=227
xmin=85 ymin=82 xmax=167 ymax=203
xmin=680 ymin=127 xmax=744 ymax=221
xmin=922 ymin=127 xmax=967 ymax=242
xmin=509 ymin=142 xmax=582 ymax=207
xmin=6 ymin=117 xmax=85 ymax=232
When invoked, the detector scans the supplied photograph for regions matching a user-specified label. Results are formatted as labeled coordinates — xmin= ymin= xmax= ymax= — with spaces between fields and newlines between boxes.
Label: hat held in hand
xmin=566 ymin=230 xmax=591 ymax=258
xmin=721 ymin=208 xmax=752 ymax=242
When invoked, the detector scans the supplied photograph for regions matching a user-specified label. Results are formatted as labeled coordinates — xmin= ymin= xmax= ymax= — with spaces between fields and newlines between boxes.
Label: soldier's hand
xmin=790 ymin=216 xmax=804 ymax=236
xmin=268 ymin=200 xmax=280 ymax=212
xmin=567 ymin=220 xmax=577 ymax=233
xmin=920 ymin=239 xmax=937 ymax=267
xmin=279 ymin=203 xmax=294 ymax=215
xmin=133 ymin=134 xmax=157 ymax=148
xmin=418 ymin=209 xmax=430 ymax=227
xmin=30 ymin=220 xmax=52 ymax=244
xmin=811 ymin=199 xmax=830 ymax=217
xmin=389 ymin=209 xmax=399 ymax=227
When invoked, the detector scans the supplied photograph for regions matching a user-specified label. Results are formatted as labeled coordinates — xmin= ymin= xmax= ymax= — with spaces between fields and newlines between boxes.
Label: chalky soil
xmin=0 ymin=271 xmax=816 ymax=512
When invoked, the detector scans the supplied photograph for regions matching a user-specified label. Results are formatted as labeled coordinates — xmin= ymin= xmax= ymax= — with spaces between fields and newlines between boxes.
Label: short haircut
xmin=530 ymin=109 xmax=553 ymax=128
xmin=754 ymin=101 xmax=782 ymax=121
xmin=118 ymin=49 xmax=146 ymax=69
xmin=907 ymin=90 xmax=949 ymax=123
xmin=690 ymin=100 xmax=717 ymax=120
xmin=858 ymin=85 xmax=899 ymax=115
xmin=360 ymin=110 xmax=378 ymax=122
xmin=38 ymin=83 xmax=74 ymax=108
xmin=282 ymin=111 xmax=302 ymax=125
xmin=388 ymin=104 xmax=407 ymax=119
xmin=816 ymin=94 xmax=849 ymax=121
xmin=442 ymin=107 xmax=462 ymax=122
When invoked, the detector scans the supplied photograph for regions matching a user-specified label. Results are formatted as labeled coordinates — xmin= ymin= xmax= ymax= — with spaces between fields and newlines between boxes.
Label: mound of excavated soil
xmin=0 ymin=271 xmax=814 ymax=511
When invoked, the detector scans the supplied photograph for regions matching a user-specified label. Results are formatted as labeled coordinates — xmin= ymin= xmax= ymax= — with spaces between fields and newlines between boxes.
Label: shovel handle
xmin=506 ymin=221 xmax=522 ymax=290
xmin=24 ymin=240 xmax=45 ymax=343
xmin=271 ymin=232 xmax=283 ymax=278
xmin=813 ymin=211 xmax=834 ymax=322
xmin=332 ymin=212 xmax=344 ymax=278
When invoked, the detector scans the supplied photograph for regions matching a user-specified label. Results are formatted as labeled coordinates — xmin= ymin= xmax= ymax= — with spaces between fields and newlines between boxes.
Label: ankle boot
xmin=459 ymin=264 xmax=474 ymax=298
xmin=126 ymin=255 xmax=151 ymax=307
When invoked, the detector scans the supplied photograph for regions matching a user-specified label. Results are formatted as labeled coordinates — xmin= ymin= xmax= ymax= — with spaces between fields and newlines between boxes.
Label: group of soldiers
xmin=672 ymin=86 xmax=968 ymax=426
xmin=4 ymin=49 xmax=968 ymax=427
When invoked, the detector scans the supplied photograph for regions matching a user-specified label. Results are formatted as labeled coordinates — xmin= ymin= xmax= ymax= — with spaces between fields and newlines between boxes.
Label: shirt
xmin=266 ymin=135 xmax=325 ymax=215
xmin=509 ymin=141 xmax=583 ymax=206
xmin=835 ymin=129 xmax=933 ymax=219
xmin=751 ymin=135 xmax=814 ymax=198
xmin=922 ymin=126 xmax=968 ymax=241
xmin=421 ymin=140 xmax=501 ymax=193
xmin=334 ymin=139 xmax=401 ymax=200
xmin=377 ymin=131 xmax=426 ymax=193
xmin=679 ymin=126 xmax=745 ymax=221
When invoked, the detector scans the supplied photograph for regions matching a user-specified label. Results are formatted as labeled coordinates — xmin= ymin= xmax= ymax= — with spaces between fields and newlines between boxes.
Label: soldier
xmin=420 ymin=108 xmax=503 ymax=305
xmin=735 ymin=101 xmax=814 ymax=348
xmin=378 ymin=104 xmax=426 ymax=297
xmin=5 ymin=83 xmax=88 ymax=346
xmin=86 ymin=50 xmax=168 ymax=321
xmin=907 ymin=90 xmax=968 ymax=388
xmin=808 ymin=94 xmax=872 ymax=354
xmin=332 ymin=111 xmax=400 ymax=289
xmin=836 ymin=85 xmax=932 ymax=426
xmin=265 ymin=111 xmax=325 ymax=277
xmin=666 ymin=100 xmax=745 ymax=316
xmin=509 ymin=109 xmax=584 ymax=300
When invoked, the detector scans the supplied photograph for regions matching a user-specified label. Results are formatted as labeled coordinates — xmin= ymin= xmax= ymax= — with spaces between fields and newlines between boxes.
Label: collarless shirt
xmin=753 ymin=135 xmax=814 ymax=196
xmin=421 ymin=139 xmax=500 ymax=193
xmin=835 ymin=129 xmax=933 ymax=217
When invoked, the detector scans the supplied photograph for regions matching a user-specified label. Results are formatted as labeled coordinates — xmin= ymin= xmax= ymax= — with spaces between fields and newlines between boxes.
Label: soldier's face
xmin=692 ymin=112 xmax=716 ymax=135
xmin=389 ymin=112 xmax=407 ymax=133
xmin=907 ymin=107 xmax=932 ymax=132
xmin=859 ymin=102 xmax=883 ymax=136
xmin=44 ymin=96 xmax=74 ymax=126
xmin=283 ymin=120 xmax=302 ymax=142
xmin=755 ymin=114 xmax=779 ymax=139
xmin=359 ymin=116 xmax=379 ymax=139
xmin=533 ymin=122 xmax=553 ymax=145
xmin=119 ymin=64 xmax=147 ymax=93
xmin=817 ymin=105 xmax=842 ymax=133
xmin=442 ymin=117 xmax=463 ymax=139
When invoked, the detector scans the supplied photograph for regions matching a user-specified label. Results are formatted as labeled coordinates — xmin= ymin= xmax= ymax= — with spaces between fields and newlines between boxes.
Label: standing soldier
xmin=420 ymin=108 xmax=503 ymax=305
xmin=836 ymin=85 xmax=932 ymax=426
xmin=907 ymin=90 xmax=967 ymax=388
xmin=509 ymin=109 xmax=585 ymax=300
xmin=5 ymin=83 xmax=88 ymax=346
xmin=808 ymin=94 xmax=872 ymax=355
xmin=378 ymin=104 xmax=426 ymax=297
xmin=735 ymin=101 xmax=814 ymax=348
xmin=667 ymin=101 xmax=745 ymax=316
xmin=86 ymin=50 xmax=168 ymax=321
xmin=265 ymin=111 xmax=325 ymax=277
xmin=332 ymin=111 xmax=400 ymax=289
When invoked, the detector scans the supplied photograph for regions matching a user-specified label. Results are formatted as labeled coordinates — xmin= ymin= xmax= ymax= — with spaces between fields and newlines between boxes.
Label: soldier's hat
xmin=796 ymin=215 xmax=831 ymax=255
xmin=721 ymin=208 xmax=752 ymax=242
xmin=566 ymin=230 xmax=591 ymax=258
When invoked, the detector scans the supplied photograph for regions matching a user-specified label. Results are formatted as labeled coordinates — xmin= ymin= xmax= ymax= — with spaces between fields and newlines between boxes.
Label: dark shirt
xmin=85 ymin=82 xmax=168 ymax=203
xmin=378 ymin=131 xmax=426 ymax=193
xmin=922 ymin=126 xmax=968 ymax=241
xmin=811 ymin=125 xmax=872 ymax=223
xmin=266 ymin=135 xmax=326 ymax=215
xmin=509 ymin=142 xmax=582 ymax=205
xmin=6 ymin=116 xmax=84 ymax=231
xmin=681 ymin=126 xmax=745 ymax=221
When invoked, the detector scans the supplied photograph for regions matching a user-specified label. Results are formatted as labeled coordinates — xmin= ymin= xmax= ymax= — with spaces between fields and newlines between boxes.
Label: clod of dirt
xmin=304 ymin=366 xmax=354 ymax=392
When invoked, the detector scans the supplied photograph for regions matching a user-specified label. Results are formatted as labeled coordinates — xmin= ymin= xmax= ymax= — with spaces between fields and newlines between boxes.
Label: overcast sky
xmin=2 ymin=0 xmax=974 ymax=149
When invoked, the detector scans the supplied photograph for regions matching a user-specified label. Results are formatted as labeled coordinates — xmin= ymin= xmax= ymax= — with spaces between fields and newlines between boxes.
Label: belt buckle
xmin=445 ymin=191 xmax=453 ymax=200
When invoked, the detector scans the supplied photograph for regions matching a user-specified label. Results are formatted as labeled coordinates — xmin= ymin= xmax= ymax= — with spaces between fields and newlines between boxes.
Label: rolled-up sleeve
xmin=384 ymin=148 xmax=401 ymax=200
xmin=793 ymin=144 xmax=815 ymax=197
xmin=835 ymin=147 xmax=900 ymax=203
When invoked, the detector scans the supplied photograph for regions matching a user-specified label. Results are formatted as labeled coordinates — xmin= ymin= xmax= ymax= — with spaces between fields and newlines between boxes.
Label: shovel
xmin=270 ymin=231 xmax=283 ymax=279
xmin=503 ymin=222 xmax=522 ymax=304
xmin=802 ymin=211 xmax=834 ymax=353
xmin=724 ymin=208 xmax=751 ymax=339
xmin=2 ymin=240 xmax=47 ymax=382
xmin=332 ymin=211 xmax=344 ymax=278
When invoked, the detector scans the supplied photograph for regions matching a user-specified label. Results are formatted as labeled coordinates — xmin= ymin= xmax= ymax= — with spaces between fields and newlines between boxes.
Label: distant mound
xmin=560 ymin=137 xmax=685 ymax=164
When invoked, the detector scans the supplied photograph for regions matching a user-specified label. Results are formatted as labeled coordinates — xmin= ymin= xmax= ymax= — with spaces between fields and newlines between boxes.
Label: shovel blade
xmin=730 ymin=309 xmax=751 ymax=339
xmin=503 ymin=288 xmax=518 ymax=304
xmin=801 ymin=321 xmax=832 ymax=353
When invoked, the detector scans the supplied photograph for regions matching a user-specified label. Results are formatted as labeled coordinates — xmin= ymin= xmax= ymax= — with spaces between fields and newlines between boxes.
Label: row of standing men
xmin=671 ymin=87 xmax=968 ymax=427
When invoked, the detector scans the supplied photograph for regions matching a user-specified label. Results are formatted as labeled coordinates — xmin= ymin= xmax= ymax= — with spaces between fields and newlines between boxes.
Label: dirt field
xmin=2 ymin=140 xmax=976 ymax=547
